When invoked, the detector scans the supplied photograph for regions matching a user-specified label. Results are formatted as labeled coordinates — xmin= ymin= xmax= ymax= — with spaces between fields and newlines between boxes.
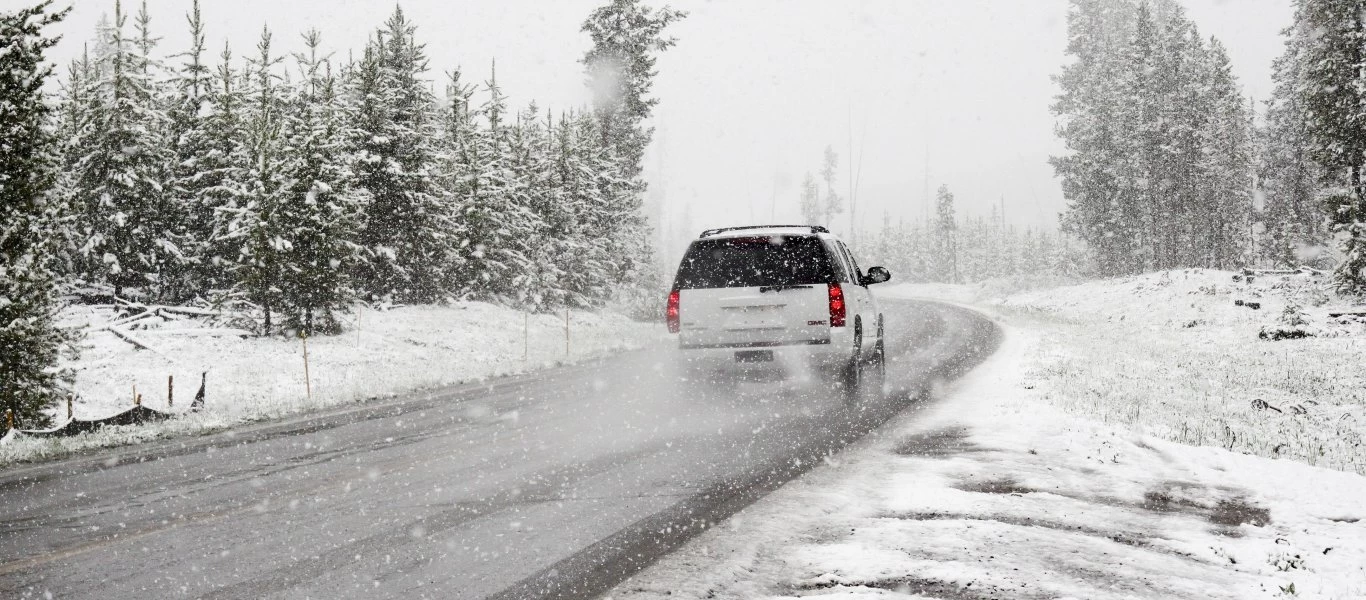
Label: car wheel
xmin=868 ymin=314 xmax=886 ymax=400
xmin=842 ymin=320 xmax=863 ymax=403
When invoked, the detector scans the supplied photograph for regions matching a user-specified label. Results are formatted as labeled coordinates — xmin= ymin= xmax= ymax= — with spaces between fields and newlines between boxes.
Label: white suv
xmin=666 ymin=225 xmax=891 ymax=394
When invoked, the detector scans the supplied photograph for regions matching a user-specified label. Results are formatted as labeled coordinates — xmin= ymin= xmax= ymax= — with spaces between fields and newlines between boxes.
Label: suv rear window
xmin=673 ymin=235 xmax=836 ymax=289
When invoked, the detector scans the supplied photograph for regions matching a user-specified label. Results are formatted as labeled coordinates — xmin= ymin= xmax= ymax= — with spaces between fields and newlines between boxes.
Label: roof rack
xmin=698 ymin=225 xmax=829 ymax=238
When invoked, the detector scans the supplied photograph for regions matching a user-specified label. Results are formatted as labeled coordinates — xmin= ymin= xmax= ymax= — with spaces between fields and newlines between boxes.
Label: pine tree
xmin=49 ymin=46 xmax=96 ymax=280
xmin=1299 ymin=0 xmax=1366 ymax=292
xmin=1261 ymin=7 xmax=1323 ymax=267
xmin=69 ymin=0 xmax=174 ymax=299
xmin=195 ymin=41 xmax=250 ymax=296
xmin=0 ymin=1 xmax=75 ymax=427
xmin=436 ymin=67 xmax=476 ymax=294
xmin=934 ymin=185 xmax=958 ymax=283
xmin=451 ymin=65 xmax=531 ymax=302
xmin=799 ymin=173 xmax=821 ymax=225
xmin=231 ymin=27 xmax=290 ymax=331
xmin=1051 ymin=0 xmax=1141 ymax=276
xmin=510 ymin=105 xmax=569 ymax=311
xmin=553 ymin=110 xmax=618 ymax=306
xmin=1200 ymin=39 xmax=1254 ymax=269
xmin=165 ymin=0 xmax=213 ymax=301
xmin=350 ymin=7 xmax=450 ymax=303
xmin=273 ymin=31 xmax=364 ymax=335
xmin=820 ymin=145 xmax=843 ymax=227
xmin=580 ymin=0 xmax=686 ymax=179
xmin=580 ymin=0 xmax=685 ymax=315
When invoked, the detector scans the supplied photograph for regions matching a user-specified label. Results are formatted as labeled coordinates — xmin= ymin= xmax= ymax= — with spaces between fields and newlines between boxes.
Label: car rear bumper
xmin=675 ymin=329 xmax=855 ymax=376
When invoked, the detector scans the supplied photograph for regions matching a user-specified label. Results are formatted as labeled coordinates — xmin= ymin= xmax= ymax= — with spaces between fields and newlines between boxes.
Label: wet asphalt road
xmin=0 ymin=299 xmax=998 ymax=599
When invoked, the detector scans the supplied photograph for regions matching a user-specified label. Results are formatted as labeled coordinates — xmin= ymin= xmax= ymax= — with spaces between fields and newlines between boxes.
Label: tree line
xmin=0 ymin=0 xmax=684 ymax=425
xmin=1052 ymin=0 xmax=1255 ymax=279
xmin=859 ymin=185 xmax=1090 ymax=285
xmin=1054 ymin=0 xmax=1366 ymax=293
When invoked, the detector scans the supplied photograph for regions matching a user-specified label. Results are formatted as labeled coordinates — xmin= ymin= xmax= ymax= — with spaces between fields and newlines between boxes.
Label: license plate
xmin=735 ymin=350 xmax=774 ymax=363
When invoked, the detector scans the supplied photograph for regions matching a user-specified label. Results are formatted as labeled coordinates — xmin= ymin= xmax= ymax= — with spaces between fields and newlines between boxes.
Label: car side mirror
xmin=864 ymin=266 xmax=891 ymax=285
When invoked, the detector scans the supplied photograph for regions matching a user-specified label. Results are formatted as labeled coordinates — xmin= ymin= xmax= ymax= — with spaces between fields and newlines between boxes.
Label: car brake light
xmin=666 ymin=289 xmax=681 ymax=333
xmin=828 ymin=283 xmax=846 ymax=327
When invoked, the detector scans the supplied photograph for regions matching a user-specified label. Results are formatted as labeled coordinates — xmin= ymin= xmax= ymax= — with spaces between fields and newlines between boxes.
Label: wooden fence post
xmin=523 ymin=312 xmax=529 ymax=362
xmin=5 ymin=409 xmax=12 ymax=432
xmin=302 ymin=332 xmax=313 ymax=402
xmin=67 ymin=394 xmax=73 ymax=420
xmin=564 ymin=308 xmax=570 ymax=356
xmin=167 ymin=375 xmax=174 ymax=408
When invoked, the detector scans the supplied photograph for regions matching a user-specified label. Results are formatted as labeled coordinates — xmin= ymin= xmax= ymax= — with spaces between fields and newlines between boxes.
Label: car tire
xmin=868 ymin=314 xmax=886 ymax=400
xmin=842 ymin=320 xmax=863 ymax=403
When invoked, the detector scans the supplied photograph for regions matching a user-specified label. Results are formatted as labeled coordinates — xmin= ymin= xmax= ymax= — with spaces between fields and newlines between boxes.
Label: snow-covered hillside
xmin=0 ymin=304 xmax=660 ymax=465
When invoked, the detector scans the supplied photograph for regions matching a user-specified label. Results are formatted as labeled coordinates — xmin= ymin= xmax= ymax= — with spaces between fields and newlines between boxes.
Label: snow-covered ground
xmin=992 ymin=269 xmax=1366 ymax=475
xmin=609 ymin=272 xmax=1366 ymax=599
xmin=1 ymin=302 xmax=660 ymax=465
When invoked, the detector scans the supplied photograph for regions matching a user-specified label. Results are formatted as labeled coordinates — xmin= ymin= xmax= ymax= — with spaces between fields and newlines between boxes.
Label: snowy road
xmin=0 ymin=299 xmax=998 ymax=600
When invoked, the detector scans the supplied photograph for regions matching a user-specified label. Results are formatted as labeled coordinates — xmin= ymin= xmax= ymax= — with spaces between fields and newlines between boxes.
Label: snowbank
xmin=610 ymin=325 xmax=1366 ymax=599
xmin=1 ymin=302 xmax=661 ymax=466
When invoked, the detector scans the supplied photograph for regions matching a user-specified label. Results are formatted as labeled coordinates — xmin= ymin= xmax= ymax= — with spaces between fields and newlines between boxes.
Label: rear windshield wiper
xmin=759 ymin=284 xmax=813 ymax=293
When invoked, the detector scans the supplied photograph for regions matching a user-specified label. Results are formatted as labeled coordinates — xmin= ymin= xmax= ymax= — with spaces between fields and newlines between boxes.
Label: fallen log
xmin=157 ymin=305 xmax=226 ymax=318
xmin=92 ymin=310 xmax=160 ymax=333
xmin=107 ymin=326 xmax=155 ymax=351
xmin=1328 ymin=307 xmax=1366 ymax=318
xmin=137 ymin=328 xmax=253 ymax=338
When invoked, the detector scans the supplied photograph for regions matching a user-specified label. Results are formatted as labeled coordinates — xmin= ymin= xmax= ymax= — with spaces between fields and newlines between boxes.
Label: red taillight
xmin=666 ymin=289 xmax=681 ymax=333
xmin=828 ymin=283 xmax=846 ymax=327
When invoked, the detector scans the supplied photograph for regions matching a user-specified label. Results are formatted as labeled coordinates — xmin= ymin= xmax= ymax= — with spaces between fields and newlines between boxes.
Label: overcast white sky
xmin=33 ymin=0 xmax=1292 ymax=248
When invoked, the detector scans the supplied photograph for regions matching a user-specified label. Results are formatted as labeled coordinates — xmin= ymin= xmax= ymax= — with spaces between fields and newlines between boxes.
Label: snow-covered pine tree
xmin=1143 ymin=4 xmax=1191 ymax=270
xmin=489 ymin=99 xmax=548 ymax=307
xmin=129 ymin=0 xmax=183 ymax=296
xmin=820 ymin=145 xmax=843 ymax=228
xmin=69 ymin=0 xmax=175 ymax=299
xmin=350 ymin=7 xmax=450 ymax=303
xmin=230 ymin=27 xmax=290 ymax=332
xmin=194 ymin=41 xmax=251 ymax=296
xmin=1200 ymin=38 xmax=1255 ymax=270
xmin=48 ymin=46 xmax=96 ymax=281
xmin=550 ymin=109 xmax=615 ymax=306
xmin=580 ymin=0 xmax=685 ymax=316
xmin=1051 ymin=0 xmax=1141 ymax=276
xmin=435 ymin=67 xmax=476 ymax=294
xmin=580 ymin=0 xmax=686 ymax=181
xmin=1261 ymin=7 xmax=1324 ymax=268
xmin=450 ymin=65 xmax=535 ymax=303
xmin=957 ymin=215 xmax=988 ymax=281
xmin=509 ymin=105 xmax=566 ymax=311
xmin=272 ymin=31 xmax=364 ymax=335
xmin=1298 ymin=0 xmax=1366 ymax=292
xmin=799 ymin=173 xmax=821 ymax=225
xmin=165 ymin=0 xmax=214 ymax=301
xmin=0 ymin=1 xmax=76 ymax=427
xmin=934 ymin=185 xmax=958 ymax=283
xmin=583 ymin=110 xmax=653 ymax=306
